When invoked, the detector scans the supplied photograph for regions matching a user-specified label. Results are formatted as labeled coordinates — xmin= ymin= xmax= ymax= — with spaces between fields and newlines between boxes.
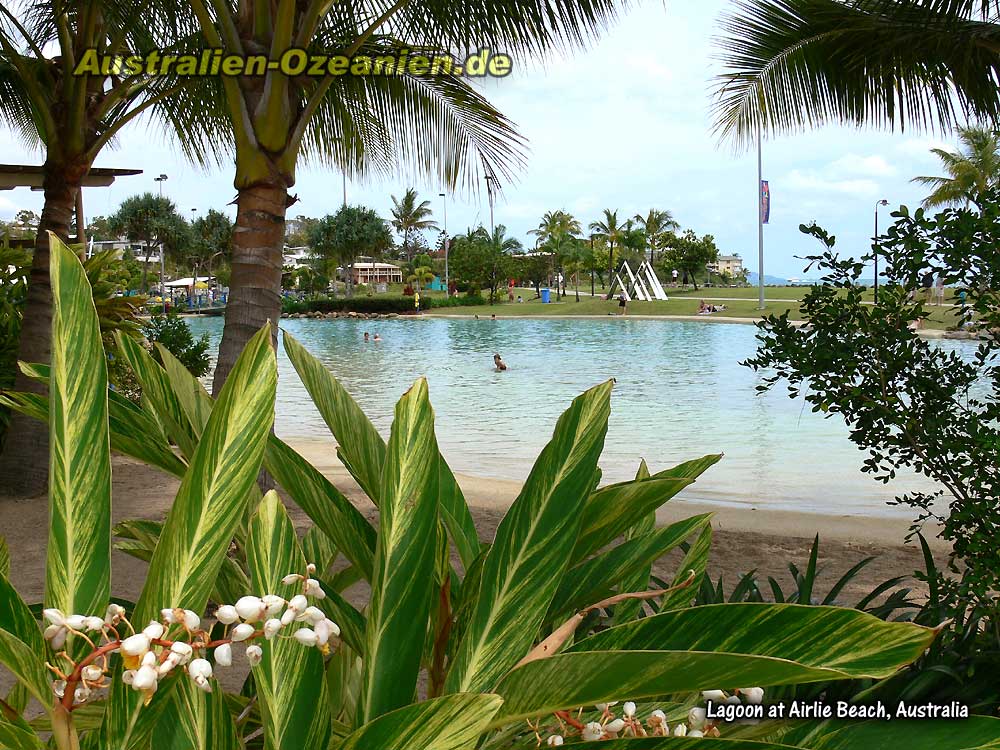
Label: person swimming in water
xmin=363 ymin=331 xmax=370 ymax=342
xmin=493 ymin=353 xmax=507 ymax=371
xmin=373 ymin=333 xmax=382 ymax=342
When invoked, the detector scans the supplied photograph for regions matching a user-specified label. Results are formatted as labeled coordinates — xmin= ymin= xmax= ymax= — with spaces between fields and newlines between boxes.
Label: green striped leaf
xmin=283 ymin=331 xmax=386 ymax=504
xmin=156 ymin=676 xmax=241 ymax=750
xmin=573 ymin=454 xmax=721 ymax=562
xmin=337 ymin=694 xmax=503 ymax=750
xmin=155 ymin=343 xmax=213 ymax=434
xmin=46 ymin=236 xmax=112 ymax=637
xmin=115 ymin=331 xmax=199 ymax=460
xmin=445 ymin=381 xmax=613 ymax=694
xmin=264 ymin=437 xmax=375 ymax=581
xmin=359 ymin=378 xmax=441 ymax=724
xmin=572 ymin=603 xmax=936 ymax=670
xmin=788 ymin=716 xmax=1000 ymax=749
xmin=613 ymin=461 xmax=658 ymax=624
xmin=0 ymin=719 xmax=44 ymax=750
xmin=491 ymin=649 xmax=913 ymax=729
xmin=134 ymin=322 xmax=276 ymax=624
xmin=315 ymin=582 xmax=367 ymax=654
xmin=247 ymin=491 xmax=332 ymax=750
xmin=437 ymin=455 xmax=482 ymax=571
xmin=302 ymin=526 xmax=338 ymax=576
xmin=550 ymin=514 xmax=713 ymax=618
xmin=0 ymin=535 xmax=9 ymax=579
xmin=0 ymin=390 xmax=187 ymax=478
xmin=659 ymin=522 xmax=712 ymax=611
xmin=578 ymin=741 xmax=804 ymax=749
xmin=0 ymin=576 xmax=52 ymax=716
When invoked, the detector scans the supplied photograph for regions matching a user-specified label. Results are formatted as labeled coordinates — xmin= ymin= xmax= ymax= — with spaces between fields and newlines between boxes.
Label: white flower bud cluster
xmin=545 ymin=692 xmax=764 ymax=744
xmin=41 ymin=564 xmax=339 ymax=709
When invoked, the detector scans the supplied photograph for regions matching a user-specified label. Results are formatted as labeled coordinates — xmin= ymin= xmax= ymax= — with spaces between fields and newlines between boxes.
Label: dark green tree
xmin=309 ymin=206 xmax=393 ymax=297
xmin=660 ymin=230 xmax=719 ymax=290
xmin=449 ymin=225 xmax=520 ymax=303
xmin=107 ymin=193 xmax=191 ymax=293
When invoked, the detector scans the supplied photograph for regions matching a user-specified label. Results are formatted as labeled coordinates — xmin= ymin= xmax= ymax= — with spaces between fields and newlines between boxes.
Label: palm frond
xmin=712 ymin=0 xmax=1000 ymax=149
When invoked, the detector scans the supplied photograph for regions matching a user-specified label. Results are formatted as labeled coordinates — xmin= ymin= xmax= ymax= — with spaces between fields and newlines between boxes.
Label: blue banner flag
xmin=760 ymin=180 xmax=770 ymax=224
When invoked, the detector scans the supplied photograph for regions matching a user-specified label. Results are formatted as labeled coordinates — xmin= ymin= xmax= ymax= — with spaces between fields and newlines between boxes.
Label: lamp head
xmin=878 ymin=199 xmax=889 ymax=206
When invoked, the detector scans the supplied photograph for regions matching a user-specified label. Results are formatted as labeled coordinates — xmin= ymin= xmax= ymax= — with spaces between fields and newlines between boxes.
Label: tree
xmin=449 ymin=225 xmax=520 ymax=303
xmin=660 ymin=230 xmax=719 ymax=291
xmin=712 ymin=0 xmax=1000 ymax=149
xmin=391 ymin=189 xmax=438 ymax=263
xmin=589 ymin=209 xmax=624 ymax=290
xmin=195 ymin=0 xmax=617 ymax=395
xmin=744 ymin=192 xmax=1000 ymax=657
xmin=107 ymin=194 xmax=191 ymax=293
xmin=0 ymin=0 xmax=190 ymax=494
xmin=309 ymin=206 xmax=393 ymax=297
xmin=529 ymin=211 xmax=581 ymax=299
xmin=285 ymin=215 xmax=320 ymax=248
xmin=189 ymin=209 xmax=234 ymax=289
xmin=511 ymin=253 xmax=551 ymax=298
xmin=633 ymin=208 xmax=679 ymax=265
xmin=913 ymin=126 xmax=1000 ymax=208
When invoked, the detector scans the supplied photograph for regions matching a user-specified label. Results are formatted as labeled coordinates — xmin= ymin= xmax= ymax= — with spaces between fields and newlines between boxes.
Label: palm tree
xmin=589 ymin=209 xmax=624 ymax=291
xmin=529 ymin=211 xmax=581 ymax=298
xmin=187 ymin=1 xmax=625 ymax=396
xmin=712 ymin=0 xmax=1000 ymax=149
xmin=391 ymin=189 xmax=439 ymax=263
xmin=913 ymin=126 xmax=1000 ymax=208
xmin=633 ymin=209 xmax=679 ymax=265
xmin=0 ymin=0 xmax=190 ymax=494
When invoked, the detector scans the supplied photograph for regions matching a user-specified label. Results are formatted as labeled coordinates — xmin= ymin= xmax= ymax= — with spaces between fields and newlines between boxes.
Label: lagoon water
xmin=187 ymin=316 xmax=962 ymax=517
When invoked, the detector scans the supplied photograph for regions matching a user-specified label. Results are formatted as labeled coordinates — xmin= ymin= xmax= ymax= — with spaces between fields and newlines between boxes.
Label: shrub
xmin=142 ymin=314 xmax=211 ymax=377
xmin=1 ymin=235 xmax=992 ymax=749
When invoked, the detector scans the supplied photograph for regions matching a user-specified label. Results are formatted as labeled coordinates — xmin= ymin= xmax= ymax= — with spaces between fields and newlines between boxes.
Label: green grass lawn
xmin=435 ymin=286 xmax=962 ymax=330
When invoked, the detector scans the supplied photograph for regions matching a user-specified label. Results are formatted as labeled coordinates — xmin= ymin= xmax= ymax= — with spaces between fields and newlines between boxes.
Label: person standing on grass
xmin=618 ymin=293 xmax=627 ymax=316
xmin=672 ymin=268 xmax=678 ymax=286
xmin=414 ymin=290 xmax=421 ymax=313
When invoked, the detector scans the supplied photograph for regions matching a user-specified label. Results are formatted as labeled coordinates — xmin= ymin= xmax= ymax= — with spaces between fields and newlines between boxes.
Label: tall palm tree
xmin=391 ymin=189 xmax=438 ymax=263
xmin=913 ymin=126 xmax=1000 ymax=207
xmin=589 ymin=209 xmax=623 ymax=291
xmin=188 ymin=0 xmax=626 ymax=396
xmin=633 ymin=208 xmax=679 ymax=265
xmin=0 ymin=0 xmax=190 ymax=495
xmin=712 ymin=0 xmax=1000 ymax=149
xmin=529 ymin=210 xmax=581 ymax=298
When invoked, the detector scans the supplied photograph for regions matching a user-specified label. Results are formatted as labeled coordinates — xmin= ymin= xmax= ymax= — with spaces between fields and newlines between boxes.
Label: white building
xmin=715 ymin=254 xmax=744 ymax=277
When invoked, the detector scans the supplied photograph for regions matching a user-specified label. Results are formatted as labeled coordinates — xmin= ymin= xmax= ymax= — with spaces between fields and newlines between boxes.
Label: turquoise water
xmin=186 ymin=317 xmax=960 ymax=517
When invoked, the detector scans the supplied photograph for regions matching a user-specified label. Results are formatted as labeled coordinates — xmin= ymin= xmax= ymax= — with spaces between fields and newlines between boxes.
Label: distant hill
xmin=747 ymin=271 xmax=797 ymax=286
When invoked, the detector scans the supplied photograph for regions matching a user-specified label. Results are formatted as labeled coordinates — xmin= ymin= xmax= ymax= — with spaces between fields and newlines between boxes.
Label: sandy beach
xmin=0 ymin=440 xmax=949 ymax=614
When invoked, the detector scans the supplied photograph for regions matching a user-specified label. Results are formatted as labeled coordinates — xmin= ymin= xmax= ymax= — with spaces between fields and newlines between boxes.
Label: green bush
xmin=281 ymin=293 xmax=486 ymax=315
xmin=142 ymin=314 xmax=211 ymax=377
xmin=1 ymin=236 xmax=995 ymax=749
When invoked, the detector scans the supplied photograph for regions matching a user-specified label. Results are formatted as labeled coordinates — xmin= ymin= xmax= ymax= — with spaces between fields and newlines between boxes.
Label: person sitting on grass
xmin=698 ymin=300 xmax=710 ymax=314
xmin=493 ymin=353 xmax=508 ymax=371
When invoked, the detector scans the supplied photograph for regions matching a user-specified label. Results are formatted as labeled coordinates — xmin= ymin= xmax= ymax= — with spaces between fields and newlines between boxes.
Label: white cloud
xmin=783 ymin=169 xmax=880 ymax=197
xmin=827 ymin=154 xmax=896 ymax=178
xmin=894 ymin=137 xmax=954 ymax=158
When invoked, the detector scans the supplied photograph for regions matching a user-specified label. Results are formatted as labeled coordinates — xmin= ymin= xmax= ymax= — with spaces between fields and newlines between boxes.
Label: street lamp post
xmin=439 ymin=192 xmax=448 ymax=295
xmin=154 ymin=174 xmax=168 ymax=306
xmin=874 ymin=199 xmax=889 ymax=303
xmin=590 ymin=235 xmax=595 ymax=297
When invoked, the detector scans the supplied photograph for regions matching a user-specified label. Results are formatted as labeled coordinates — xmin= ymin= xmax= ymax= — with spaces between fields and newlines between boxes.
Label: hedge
xmin=281 ymin=293 xmax=486 ymax=315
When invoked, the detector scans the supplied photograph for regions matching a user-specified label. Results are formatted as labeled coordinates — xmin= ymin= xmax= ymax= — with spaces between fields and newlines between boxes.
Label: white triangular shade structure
xmin=608 ymin=260 xmax=668 ymax=301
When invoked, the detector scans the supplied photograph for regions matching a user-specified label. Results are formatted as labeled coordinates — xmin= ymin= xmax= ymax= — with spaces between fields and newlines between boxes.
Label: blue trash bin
xmin=540 ymin=287 xmax=551 ymax=303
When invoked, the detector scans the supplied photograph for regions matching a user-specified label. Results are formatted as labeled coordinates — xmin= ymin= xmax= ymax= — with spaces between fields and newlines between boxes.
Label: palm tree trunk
xmin=211 ymin=182 xmax=288 ymax=396
xmin=0 ymin=166 xmax=78 ymax=496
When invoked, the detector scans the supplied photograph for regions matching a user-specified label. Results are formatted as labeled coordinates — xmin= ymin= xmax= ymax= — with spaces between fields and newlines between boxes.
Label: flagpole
xmin=757 ymin=125 xmax=765 ymax=310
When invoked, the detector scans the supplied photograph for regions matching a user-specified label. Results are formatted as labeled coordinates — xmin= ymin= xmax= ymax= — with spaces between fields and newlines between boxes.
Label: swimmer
xmin=493 ymin=353 xmax=507 ymax=371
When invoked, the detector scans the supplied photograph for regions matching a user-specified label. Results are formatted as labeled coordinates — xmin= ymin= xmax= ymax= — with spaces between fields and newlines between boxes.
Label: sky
xmin=0 ymin=0 xmax=961 ymax=280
